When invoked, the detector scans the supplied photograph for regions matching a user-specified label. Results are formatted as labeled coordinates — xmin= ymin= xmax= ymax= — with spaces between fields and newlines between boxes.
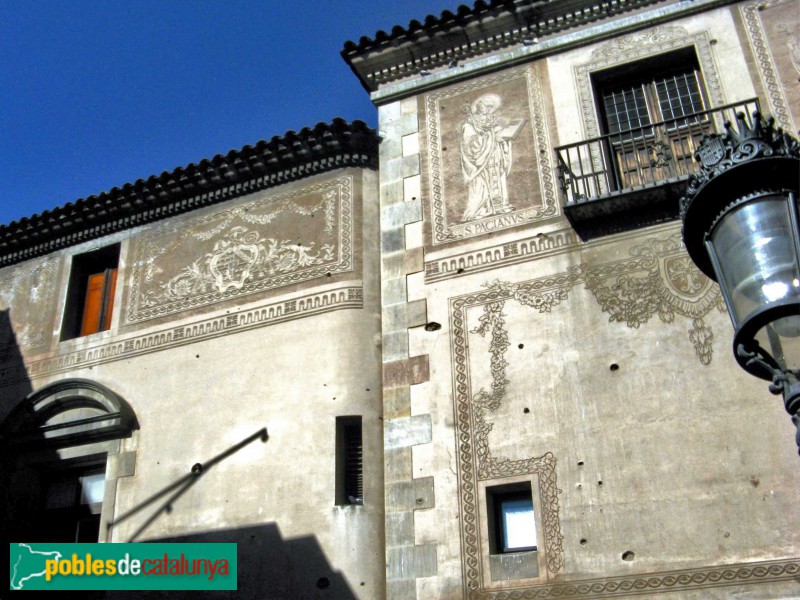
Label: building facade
xmin=2 ymin=0 xmax=800 ymax=598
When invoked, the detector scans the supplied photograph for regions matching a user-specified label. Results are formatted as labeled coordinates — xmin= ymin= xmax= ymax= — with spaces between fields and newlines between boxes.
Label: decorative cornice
xmin=342 ymin=0 xmax=668 ymax=92
xmin=0 ymin=120 xmax=379 ymax=269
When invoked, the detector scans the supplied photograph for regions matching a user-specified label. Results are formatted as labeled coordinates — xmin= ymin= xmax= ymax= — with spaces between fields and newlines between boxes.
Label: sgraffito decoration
xmin=422 ymin=64 xmax=557 ymax=247
xmin=126 ymin=177 xmax=353 ymax=323
xmin=450 ymin=231 xmax=736 ymax=599
xmin=741 ymin=0 xmax=799 ymax=133
xmin=468 ymin=560 xmax=799 ymax=598
xmin=0 ymin=286 xmax=363 ymax=388
xmin=451 ymin=272 xmax=580 ymax=593
xmin=0 ymin=255 xmax=60 ymax=357
xmin=583 ymin=234 xmax=726 ymax=365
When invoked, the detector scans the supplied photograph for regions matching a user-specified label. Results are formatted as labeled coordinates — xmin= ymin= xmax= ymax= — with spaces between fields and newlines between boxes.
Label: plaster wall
xmin=407 ymin=221 xmax=800 ymax=598
xmin=376 ymin=3 xmax=800 ymax=598
xmin=546 ymin=6 xmax=757 ymax=149
xmin=0 ymin=167 xmax=385 ymax=599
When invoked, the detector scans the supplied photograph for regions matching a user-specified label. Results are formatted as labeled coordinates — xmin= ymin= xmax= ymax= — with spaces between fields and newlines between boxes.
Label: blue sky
xmin=0 ymin=1 xmax=441 ymax=226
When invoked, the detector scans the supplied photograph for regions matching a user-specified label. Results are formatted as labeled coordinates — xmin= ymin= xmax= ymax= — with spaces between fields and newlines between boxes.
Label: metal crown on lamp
xmin=680 ymin=112 xmax=800 ymax=454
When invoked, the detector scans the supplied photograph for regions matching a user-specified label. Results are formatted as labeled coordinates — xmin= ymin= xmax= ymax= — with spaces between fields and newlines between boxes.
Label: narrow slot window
xmin=335 ymin=416 xmax=363 ymax=505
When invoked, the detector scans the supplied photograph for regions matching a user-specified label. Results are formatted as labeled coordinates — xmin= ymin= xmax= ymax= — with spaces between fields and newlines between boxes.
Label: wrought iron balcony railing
xmin=556 ymin=98 xmax=761 ymax=203
xmin=555 ymin=98 xmax=761 ymax=239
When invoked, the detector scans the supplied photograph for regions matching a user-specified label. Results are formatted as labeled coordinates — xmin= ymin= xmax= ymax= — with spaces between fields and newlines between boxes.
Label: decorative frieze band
xmin=425 ymin=228 xmax=580 ymax=282
xmin=0 ymin=286 xmax=362 ymax=387
xmin=467 ymin=559 xmax=799 ymax=599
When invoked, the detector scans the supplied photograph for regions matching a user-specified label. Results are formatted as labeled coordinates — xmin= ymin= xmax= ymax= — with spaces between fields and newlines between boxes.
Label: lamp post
xmin=680 ymin=112 xmax=800 ymax=454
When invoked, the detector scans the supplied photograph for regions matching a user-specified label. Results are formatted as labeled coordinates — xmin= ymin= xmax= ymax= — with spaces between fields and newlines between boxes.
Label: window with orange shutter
xmin=62 ymin=244 xmax=120 ymax=340
xmin=79 ymin=268 xmax=118 ymax=336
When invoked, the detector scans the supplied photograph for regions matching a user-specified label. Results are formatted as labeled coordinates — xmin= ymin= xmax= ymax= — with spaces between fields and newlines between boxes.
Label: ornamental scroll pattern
xmin=741 ymin=0 xmax=798 ymax=133
xmin=452 ymin=272 xmax=581 ymax=592
xmin=0 ymin=255 xmax=59 ymax=356
xmin=450 ymin=231 xmax=727 ymax=597
xmin=126 ymin=177 xmax=352 ymax=323
xmin=583 ymin=233 xmax=726 ymax=365
xmin=466 ymin=560 xmax=799 ymax=599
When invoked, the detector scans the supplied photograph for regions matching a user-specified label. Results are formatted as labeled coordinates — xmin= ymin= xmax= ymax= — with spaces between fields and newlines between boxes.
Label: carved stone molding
xmin=741 ymin=0 xmax=798 ymax=132
xmin=126 ymin=177 xmax=354 ymax=324
xmin=0 ymin=286 xmax=363 ymax=388
xmin=422 ymin=65 xmax=557 ymax=247
xmin=576 ymin=26 xmax=725 ymax=141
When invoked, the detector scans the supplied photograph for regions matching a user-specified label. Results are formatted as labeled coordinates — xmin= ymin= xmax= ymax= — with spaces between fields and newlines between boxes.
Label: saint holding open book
xmin=460 ymin=93 xmax=526 ymax=222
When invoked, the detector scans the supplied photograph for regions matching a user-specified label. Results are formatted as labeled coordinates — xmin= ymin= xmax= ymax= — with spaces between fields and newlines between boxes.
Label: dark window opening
xmin=31 ymin=460 xmax=106 ymax=543
xmin=487 ymin=483 xmax=537 ymax=554
xmin=336 ymin=416 xmax=363 ymax=505
xmin=62 ymin=244 xmax=120 ymax=340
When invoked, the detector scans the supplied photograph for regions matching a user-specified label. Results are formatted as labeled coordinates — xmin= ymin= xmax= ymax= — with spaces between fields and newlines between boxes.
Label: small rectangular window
xmin=62 ymin=244 xmax=120 ymax=340
xmin=335 ymin=416 xmax=363 ymax=505
xmin=487 ymin=483 xmax=537 ymax=554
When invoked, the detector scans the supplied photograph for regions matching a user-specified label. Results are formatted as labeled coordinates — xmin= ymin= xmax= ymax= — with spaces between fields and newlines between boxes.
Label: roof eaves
xmin=342 ymin=0 xmax=665 ymax=92
xmin=0 ymin=119 xmax=379 ymax=268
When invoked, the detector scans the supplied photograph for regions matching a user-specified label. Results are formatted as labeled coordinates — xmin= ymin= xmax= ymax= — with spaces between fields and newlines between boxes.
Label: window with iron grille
xmin=335 ymin=416 xmax=363 ymax=505
xmin=594 ymin=48 xmax=707 ymax=134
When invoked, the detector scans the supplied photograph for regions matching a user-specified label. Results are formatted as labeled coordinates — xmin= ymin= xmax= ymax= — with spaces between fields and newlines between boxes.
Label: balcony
xmin=555 ymin=99 xmax=761 ymax=240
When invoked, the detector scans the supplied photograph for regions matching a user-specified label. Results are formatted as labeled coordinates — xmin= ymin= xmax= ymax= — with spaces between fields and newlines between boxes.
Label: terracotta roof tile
xmin=342 ymin=0 xmax=664 ymax=92
xmin=0 ymin=119 xmax=379 ymax=267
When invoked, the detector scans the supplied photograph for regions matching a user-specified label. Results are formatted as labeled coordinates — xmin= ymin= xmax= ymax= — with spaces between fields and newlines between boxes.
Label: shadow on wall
xmin=0 ymin=308 xmax=34 ymax=424
xmin=108 ymin=428 xmax=268 ymax=543
xmin=105 ymin=523 xmax=360 ymax=600
xmin=0 ymin=308 xmax=36 ymax=583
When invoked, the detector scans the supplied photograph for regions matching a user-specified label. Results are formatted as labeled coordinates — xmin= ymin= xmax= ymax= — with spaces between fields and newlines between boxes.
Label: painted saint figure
xmin=460 ymin=93 xmax=525 ymax=222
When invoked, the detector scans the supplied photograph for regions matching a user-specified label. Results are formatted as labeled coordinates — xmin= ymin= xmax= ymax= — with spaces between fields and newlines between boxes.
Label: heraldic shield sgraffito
xmin=126 ymin=177 xmax=353 ymax=323
xmin=423 ymin=65 xmax=557 ymax=246
xmin=582 ymin=233 xmax=726 ymax=365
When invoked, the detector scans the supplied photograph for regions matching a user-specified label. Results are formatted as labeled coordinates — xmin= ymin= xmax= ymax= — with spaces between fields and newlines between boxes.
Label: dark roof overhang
xmin=0 ymin=119 xmax=379 ymax=268
xmin=342 ymin=0 xmax=664 ymax=93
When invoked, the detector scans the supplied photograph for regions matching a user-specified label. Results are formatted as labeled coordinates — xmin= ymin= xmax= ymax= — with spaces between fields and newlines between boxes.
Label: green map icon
xmin=10 ymin=543 xmax=63 ymax=590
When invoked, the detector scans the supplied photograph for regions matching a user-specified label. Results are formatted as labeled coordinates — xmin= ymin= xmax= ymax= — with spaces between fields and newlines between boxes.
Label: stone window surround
xmin=478 ymin=473 xmax=545 ymax=588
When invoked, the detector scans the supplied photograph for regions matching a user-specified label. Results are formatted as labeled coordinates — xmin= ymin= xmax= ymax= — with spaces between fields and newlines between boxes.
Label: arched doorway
xmin=0 ymin=379 xmax=138 ymax=543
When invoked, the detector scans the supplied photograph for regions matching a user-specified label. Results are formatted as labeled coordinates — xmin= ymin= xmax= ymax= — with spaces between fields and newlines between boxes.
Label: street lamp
xmin=680 ymin=112 xmax=800 ymax=454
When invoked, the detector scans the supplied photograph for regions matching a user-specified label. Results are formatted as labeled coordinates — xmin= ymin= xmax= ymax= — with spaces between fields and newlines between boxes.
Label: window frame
xmin=589 ymin=48 xmax=711 ymax=194
xmin=335 ymin=416 xmax=363 ymax=506
xmin=592 ymin=47 xmax=709 ymax=136
xmin=39 ymin=459 xmax=108 ymax=543
xmin=486 ymin=482 xmax=538 ymax=555
xmin=61 ymin=244 xmax=120 ymax=341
